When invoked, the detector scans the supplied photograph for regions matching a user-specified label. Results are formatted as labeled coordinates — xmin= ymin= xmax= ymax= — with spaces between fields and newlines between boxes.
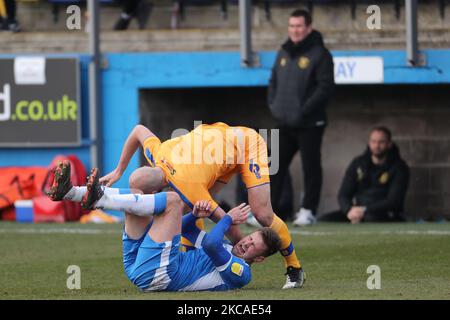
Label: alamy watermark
xmin=165 ymin=121 xmax=279 ymax=176
xmin=64 ymin=4 xmax=382 ymax=31
xmin=66 ymin=265 xmax=81 ymax=290
xmin=66 ymin=5 xmax=81 ymax=30
xmin=366 ymin=5 xmax=382 ymax=30
xmin=366 ymin=265 xmax=381 ymax=290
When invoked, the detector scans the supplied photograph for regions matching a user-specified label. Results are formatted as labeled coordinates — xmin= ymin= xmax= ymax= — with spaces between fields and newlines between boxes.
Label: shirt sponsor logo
xmin=161 ymin=157 xmax=176 ymax=175
xmin=231 ymin=262 xmax=244 ymax=277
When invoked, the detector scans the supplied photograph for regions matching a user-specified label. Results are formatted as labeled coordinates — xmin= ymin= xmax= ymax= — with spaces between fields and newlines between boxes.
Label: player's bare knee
xmin=129 ymin=170 xmax=141 ymax=189
xmin=129 ymin=167 xmax=149 ymax=192
xmin=166 ymin=191 xmax=184 ymax=211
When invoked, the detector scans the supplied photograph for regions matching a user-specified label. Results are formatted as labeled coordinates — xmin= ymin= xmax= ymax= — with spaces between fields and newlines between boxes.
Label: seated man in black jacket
xmin=320 ymin=126 xmax=409 ymax=223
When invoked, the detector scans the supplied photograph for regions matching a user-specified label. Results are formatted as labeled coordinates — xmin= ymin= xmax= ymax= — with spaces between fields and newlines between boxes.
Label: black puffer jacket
xmin=338 ymin=144 xmax=410 ymax=217
xmin=268 ymin=30 xmax=335 ymax=128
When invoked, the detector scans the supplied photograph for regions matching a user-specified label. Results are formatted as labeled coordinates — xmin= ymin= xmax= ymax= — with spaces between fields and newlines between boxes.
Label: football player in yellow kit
xmin=99 ymin=122 xmax=305 ymax=289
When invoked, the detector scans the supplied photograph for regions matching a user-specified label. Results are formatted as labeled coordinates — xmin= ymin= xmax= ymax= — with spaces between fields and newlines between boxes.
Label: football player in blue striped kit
xmin=48 ymin=161 xmax=281 ymax=291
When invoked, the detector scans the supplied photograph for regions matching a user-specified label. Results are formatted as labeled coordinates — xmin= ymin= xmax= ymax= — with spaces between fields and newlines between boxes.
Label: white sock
xmin=63 ymin=186 xmax=87 ymax=202
xmin=63 ymin=187 xmax=132 ymax=202
xmin=94 ymin=192 xmax=167 ymax=216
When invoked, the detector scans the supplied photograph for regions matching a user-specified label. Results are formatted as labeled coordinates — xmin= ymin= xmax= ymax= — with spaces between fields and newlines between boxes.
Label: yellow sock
xmin=270 ymin=214 xmax=301 ymax=269
xmin=195 ymin=218 xmax=205 ymax=230
xmin=181 ymin=218 xmax=205 ymax=250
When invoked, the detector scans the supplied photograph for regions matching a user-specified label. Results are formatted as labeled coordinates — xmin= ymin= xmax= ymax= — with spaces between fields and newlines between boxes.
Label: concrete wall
xmin=139 ymin=85 xmax=450 ymax=221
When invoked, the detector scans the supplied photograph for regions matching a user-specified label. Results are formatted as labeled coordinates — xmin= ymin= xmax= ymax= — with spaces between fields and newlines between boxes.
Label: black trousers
xmin=271 ymin=125 xmax=325 ymax=216
xmin=4 ymin=0 xmax=16 ymax=22
xmin=116 ymin=0 xmax=140 ymax=15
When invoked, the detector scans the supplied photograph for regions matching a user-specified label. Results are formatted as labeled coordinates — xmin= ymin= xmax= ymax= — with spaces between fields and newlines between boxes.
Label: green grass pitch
xmin=1 ymin=221 xmax=450 ymax=300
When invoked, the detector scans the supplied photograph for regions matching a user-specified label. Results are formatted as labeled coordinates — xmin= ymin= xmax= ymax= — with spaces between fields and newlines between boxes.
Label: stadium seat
xmin=171 ymin=0 xmax=227 ymax=29
xmin=437 ymin=0 xmax=450 ymax=19
xmin=225 ymin=0 xmax=269 ymax=20
xmin=261 ymin=0 xmax=304 ymax=21
xmin=262 ymin=0 xmax=401 ymax=22
xmin=350 ymin=0 xmax=401 ymax=20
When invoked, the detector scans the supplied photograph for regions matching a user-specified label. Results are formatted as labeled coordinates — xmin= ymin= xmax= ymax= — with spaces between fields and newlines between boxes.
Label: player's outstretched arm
xmin=210 ymin=206 xmax=245 ymax=244
xmin=100 ymin=125 xmax=156 ymax=187
xmin=202 ymin=203 xmax=250 ymax=268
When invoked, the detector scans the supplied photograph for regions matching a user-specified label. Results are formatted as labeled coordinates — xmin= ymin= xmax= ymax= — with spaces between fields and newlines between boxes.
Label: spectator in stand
xmin=113 ymin=0 xmax=152 ymax=31
xmin=0 ymin=0 xmax=20 ymax=32
xmin=319 ymin=127 xmax=410 ymax=223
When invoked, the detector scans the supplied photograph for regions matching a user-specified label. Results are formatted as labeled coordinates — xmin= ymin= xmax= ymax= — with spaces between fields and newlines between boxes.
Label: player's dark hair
xmin=371 ymin=126 xmax=392 ymax=142
xmin=259 ymin=227 xmax=282 ymax=257
xmin=290 ymin=9 xmax=312 ymax=26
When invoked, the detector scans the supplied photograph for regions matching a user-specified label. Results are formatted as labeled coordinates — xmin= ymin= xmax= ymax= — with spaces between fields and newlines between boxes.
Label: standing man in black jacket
xmin=268 ymin=9 xmax=335 ymax=226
